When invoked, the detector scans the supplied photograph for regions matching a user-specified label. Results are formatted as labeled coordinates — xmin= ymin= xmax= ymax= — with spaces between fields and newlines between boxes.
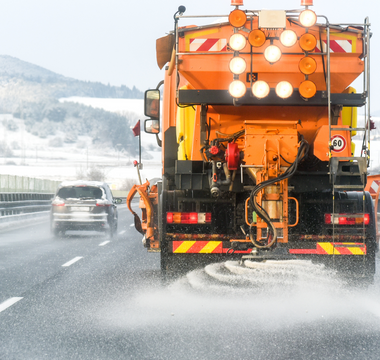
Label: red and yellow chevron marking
xmin=172 ymin=241 xmax=223 ymax=254
xmin=290 ymin=242 xmax=366 ymax=255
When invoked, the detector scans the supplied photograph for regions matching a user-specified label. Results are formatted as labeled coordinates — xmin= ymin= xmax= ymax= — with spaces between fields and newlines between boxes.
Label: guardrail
xmin=0 ymin=193 xmax=54 ymax=216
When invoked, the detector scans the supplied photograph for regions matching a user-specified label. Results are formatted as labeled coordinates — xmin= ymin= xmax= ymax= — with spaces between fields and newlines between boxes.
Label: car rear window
xmin=57 ymin=186 xmax=104 ymax=200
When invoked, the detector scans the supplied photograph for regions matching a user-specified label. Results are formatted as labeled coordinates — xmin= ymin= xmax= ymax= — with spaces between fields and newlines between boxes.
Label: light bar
xmin=252 ymin=80 xmax=270 ymax=99
xmin=229 ymin=9 xmax=247 ymax=28
xmin=275 ymin=81 xmax=293 ymax=99
xmin=325 ymin=213 xmax=370 ymax=225
xmin=167 ymin=212 xmax=212 ymax=224
xmin=229 ymin=80 xmax=246 ymax=98
xmin=280 ymin=30 xmax=297 ymax=47
xmin=299 ymin=33 xmax=317 ymax=52
xmin=229 ymin=57 xmax=247 ymax=75
xmin=248 ymin=29 xmax=266 ymax=47
xmin=229 ymin=33 xmax=247 ymax=51
xmin=264 ymin=45 xmax=282 ymax=63
xmin=299 ymin=56 xmax=317 ymax=75
xmin=299 ymin=9 xmax=317 ymax=28
xmin=299 ymin=80 xmax=317 ymax=99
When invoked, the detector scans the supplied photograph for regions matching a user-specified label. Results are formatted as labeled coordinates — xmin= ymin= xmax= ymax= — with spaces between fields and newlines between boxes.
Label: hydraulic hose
xmin=249 ymin=138 xmax=309 ymax=249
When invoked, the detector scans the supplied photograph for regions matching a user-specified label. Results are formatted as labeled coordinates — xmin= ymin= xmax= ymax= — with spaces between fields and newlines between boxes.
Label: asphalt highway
xmin=1 ymin=206 xmax=380 ymax=359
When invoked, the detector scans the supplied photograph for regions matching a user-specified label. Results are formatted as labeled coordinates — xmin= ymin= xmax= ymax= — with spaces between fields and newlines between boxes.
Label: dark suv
xmin=50 ymin=181 xmax=121 ymax=238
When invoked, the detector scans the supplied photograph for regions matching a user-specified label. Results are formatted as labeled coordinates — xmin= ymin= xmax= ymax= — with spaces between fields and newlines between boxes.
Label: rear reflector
xmin=167 ymin=212 xmax=212 ymax=224
xmin=324 ymin=213 xmax=370 ymax=225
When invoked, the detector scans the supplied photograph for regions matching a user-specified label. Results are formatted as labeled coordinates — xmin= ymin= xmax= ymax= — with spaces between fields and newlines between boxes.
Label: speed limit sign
xmin=331 ymin=135 xmax=347 ymax=152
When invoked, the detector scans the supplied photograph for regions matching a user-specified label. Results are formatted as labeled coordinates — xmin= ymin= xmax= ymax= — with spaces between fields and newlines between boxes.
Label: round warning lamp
xmin=299 ymin=80 xmax=317 ymax=98
xmin=248 ymin=29 xmax=266 ymax=47
xmin=229 ymin=9 xmax=247 ymax=28
xmin=299 ymin=33 xmax=317 ymax=52
xmin=264 ymin=45 xmax=282 ymax=63
xmin=229 ymin=80 xmax=247 ymax=98
xmin=299 ymin=56 xmax=317 ymax=75
xmin=299 ymin=9 xmax=317 ymax=28
xmin=252 ymin=81 xmax=270 ymax=99
xmin=229 ymin=57 xmax=247 ymax=75
xmin=276 ymin=81 xmax=293 ymax=99
xmin=229 ymin=33 xmax=247 ymax=51
xmin=280 ymin=30 xmax=298 ymax=47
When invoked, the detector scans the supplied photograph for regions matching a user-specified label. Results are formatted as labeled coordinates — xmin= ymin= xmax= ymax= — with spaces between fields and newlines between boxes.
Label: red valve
xmin=133 ymin=160 xmax=138 ymax=166
xmin=226 ymin=142 xmax=240 ymax=170
xmin=209 ymin=146 xmax=219 ymax=155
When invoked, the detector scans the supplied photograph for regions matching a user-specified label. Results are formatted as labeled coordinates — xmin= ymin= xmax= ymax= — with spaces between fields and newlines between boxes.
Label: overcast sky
xmin=0 ymin=0 xmax=378 ymax=111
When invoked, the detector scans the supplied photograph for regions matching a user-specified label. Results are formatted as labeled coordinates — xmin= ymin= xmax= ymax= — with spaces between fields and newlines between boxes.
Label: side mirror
xmin=144 ymin=89 xmax=160 ymax=120
xmin=144 ymin=119 xmax=160 ymax=134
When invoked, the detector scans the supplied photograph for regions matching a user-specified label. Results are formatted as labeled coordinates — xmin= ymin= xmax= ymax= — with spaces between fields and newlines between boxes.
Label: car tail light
xmin=166 ymin=212 xmax=212 ymax=224
xmin=324 ymin=213 xmax=370 ymax=225
xmin=96 ymin=200 xmax=111 ymax=207
xmin=52 ymin=199 xmax=65 ymax=206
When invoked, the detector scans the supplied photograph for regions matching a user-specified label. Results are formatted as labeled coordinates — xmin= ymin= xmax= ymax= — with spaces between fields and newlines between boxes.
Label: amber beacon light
xmin=231 ymin=0 xmax=244 ymax=5
xmin=301 ymin=0 xmax=313 ymax=5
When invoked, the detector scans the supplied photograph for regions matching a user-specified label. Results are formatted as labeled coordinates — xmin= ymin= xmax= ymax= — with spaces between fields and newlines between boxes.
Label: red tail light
xmin=52 ymin=200 xmax=65 ymax=206
xmin=166 ymin=212 xmax=212 ymax=224
xmin=96 ymin=200 xmax=111 ymax=207
xmin=325 ymin=213 xmax=370 ymax=225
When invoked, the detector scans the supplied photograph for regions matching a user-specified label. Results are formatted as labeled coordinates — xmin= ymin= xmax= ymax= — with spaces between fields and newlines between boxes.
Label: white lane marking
xmin=130 ymin=223 xmax=134 ymax=227
xmin=62 ymin=256 xmax=83 ymax=267
xmin=119 ymin=230 xmax=126 ymax=235
xmin=0 ymin=297 xmax=23 ymax=313
xmin=99 ymin=240 xmax=110 ymax=246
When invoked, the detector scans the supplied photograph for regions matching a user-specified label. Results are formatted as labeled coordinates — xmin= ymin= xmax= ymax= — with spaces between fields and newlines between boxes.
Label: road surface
xmin=1 ymin=205 xmax=380 ymax=359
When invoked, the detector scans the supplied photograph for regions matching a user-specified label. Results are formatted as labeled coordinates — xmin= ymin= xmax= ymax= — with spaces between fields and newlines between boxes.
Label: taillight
xmin=96 ymin=200 xmax=111 ymax=207
xmin=52 ymin=200 xmax=65 ymax=206
xmin=166 ymin=212 xmax=212 ymax=224
xmin=325 ymin=213 xmax=370 ymax=225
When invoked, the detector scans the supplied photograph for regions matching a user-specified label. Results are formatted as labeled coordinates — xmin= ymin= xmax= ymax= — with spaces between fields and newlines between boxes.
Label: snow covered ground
xmin=0 ymin=98 xmax=162 ymax=191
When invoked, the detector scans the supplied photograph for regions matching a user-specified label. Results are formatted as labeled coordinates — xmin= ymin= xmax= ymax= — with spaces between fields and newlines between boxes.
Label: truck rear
xmin=128 ymin=0 xmax=376 ymax=282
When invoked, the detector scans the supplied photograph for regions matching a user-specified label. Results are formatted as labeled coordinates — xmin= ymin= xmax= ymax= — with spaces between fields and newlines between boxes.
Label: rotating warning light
xmin=252 ymin=81 xmax=270 ymax=99
xmin=301 ymin=0 xmax=313 ymax=5
xmin=231 ymin=0 xmax=244 ymax=5
xmin=276 ymin=81 xmax=293 ymax=99
xmin=280 ymin=30 xmax=297 ymax=47
xmin=229 ymin=57 xmax=247 ymax=75
xmin=229 ymin=9 xmax=247 ymax=28
xmin=248 ymin=29 xmax=266 ymax=47
xmin=299 ymin=9 xmax=317 ymax=28
xmin=299 ymin=33 xmax=317 ymax=52
xmin=299 ymin=56 xmax=317 ymax=75
xmin=299 ymin=80 xmax=317 ymax=98
xmin=229 ymin=80 xmax=246 ymax=98
xmin=264 ymin=45 xmax=282 ymax=63
xmin=229 ymin=33 xmax=247 ymax=51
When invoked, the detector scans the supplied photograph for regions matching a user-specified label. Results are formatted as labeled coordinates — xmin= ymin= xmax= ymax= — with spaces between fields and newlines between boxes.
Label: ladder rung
xmin=331 ymin=127 xmax=367 ymax=132
xmin=333 ymin=185 xmax=364 ymax=189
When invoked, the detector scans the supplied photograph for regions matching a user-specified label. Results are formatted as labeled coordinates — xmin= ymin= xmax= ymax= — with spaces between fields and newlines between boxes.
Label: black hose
xmin=249 ymin=138 xmax=309 ymax=249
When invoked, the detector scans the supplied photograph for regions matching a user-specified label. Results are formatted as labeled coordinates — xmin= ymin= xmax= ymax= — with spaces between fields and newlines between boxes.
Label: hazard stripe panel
xmin=315 ymin=40 xmax=353 ymax=53
xmin=173 ymin=241 xmax=223 ymax=254
xmin=289 ymin=242 xmax=366 ymax=255
xmin=369 ymin=180 xmax=380 ymax=195
xmin=189 ymin=38 xmax=227 ymax=52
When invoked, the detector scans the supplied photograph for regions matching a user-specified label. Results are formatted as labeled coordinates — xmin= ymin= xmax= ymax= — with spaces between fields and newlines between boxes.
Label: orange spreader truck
xmin=128 ymin=0 xmax=377 ymax=281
